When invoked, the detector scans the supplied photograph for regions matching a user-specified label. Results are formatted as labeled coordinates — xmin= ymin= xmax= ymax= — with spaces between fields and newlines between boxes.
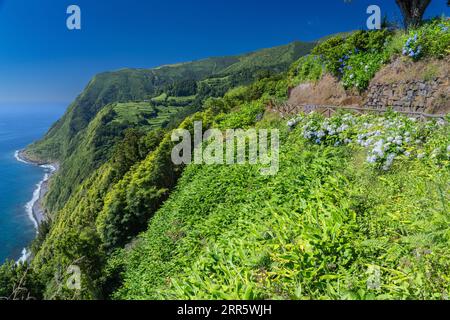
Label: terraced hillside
xmin=25 ymin=40 xmax=315 ymax=214
xmin=1 ymin=19 xmax=447 ymax=301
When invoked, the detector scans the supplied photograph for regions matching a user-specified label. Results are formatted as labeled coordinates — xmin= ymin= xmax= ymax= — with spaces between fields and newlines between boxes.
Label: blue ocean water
xmin=0 ymin=103 xmax=65 ymax=263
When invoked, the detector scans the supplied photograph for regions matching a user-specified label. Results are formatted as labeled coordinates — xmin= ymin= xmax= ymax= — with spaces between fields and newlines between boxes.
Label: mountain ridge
xmin=26 ymin=40 xmax=314 ymax=159
xmin=24 ymin=39 xmax=315 ymax=214
xmin=1 ymin=19 xmax=448 ymax=300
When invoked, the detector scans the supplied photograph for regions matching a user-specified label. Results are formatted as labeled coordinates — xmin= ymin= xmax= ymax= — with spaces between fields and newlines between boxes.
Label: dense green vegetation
xmin=288 ymin=18 xmax=450 ymax=90
xmin=25 ymin=40 xmax=315 ymax=215
xmin=4 ymin=41 xmax=311 ymax=299
xmin=1 ymin=19 xmax=448 ymax=300
xmin=40 ymin=102 xmax=176 ymax=214
xmin=113 ymin=112 xmax=449 ymax=299
xmin=0 ymin=261 xmax=43 ymax=300
xmin=27 ymin=41 xmax=313 ymax=163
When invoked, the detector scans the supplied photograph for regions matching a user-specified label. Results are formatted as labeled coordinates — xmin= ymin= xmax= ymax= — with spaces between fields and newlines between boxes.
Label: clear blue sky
xmin=0 ymin=0 xmax=448 ymax=103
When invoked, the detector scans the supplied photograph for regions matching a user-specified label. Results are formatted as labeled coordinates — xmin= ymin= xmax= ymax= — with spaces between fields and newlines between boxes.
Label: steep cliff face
xmin=1 ymin=23 xmax=447 ymax=300
xmin=27 ymin=42 xmax=314 ymax=162
xmin=25 ymin=41 xmax=315 ymax=214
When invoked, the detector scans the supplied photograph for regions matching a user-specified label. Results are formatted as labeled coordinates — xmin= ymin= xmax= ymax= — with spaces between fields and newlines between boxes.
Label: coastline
xmin=14 ymin=150 xmax=58 ymax=231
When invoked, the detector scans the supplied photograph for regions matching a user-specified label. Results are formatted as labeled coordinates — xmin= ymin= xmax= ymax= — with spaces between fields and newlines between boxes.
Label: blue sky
xmin=0 ymin=0 xmax=448 ymax=104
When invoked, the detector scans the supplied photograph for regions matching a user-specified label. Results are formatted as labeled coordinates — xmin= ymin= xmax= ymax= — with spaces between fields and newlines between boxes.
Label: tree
xmin=0 ymin=261 xmax=43 ymax=300
xmin=111 ymin=128 xmax=143 ymax=179
xmin=395 ymin=0 xmax=432 ymax=28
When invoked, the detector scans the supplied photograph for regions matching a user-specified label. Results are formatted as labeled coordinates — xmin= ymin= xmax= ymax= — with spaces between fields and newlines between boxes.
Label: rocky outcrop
xmin=286 ymin=58 xmax=449 ymax=115
xmin=364 ymin=78 xmax=449 ymax=114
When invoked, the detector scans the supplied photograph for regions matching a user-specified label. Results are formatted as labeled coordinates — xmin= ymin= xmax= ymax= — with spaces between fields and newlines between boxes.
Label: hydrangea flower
xmin=291 ymin=112 xmax=447 ymax=171
xmin=403 ymin=34 xmax=422 ymax=59
xmin=367 ymin=155 xmax=378 ymax=163
xmin=382 ymin=153 xmax=396 ymax=171
xmin=439 ymin=24 xmax=448 ymax=32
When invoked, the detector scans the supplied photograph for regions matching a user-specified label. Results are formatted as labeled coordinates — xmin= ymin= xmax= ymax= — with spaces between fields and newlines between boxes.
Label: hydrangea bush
xmin=301 ymin=18 xmax=450 ymax=91
xmin=311 ymin=29 xmax=392 ymax=90
xmin=402 ymin=33 xmax=422 ymax=60
xmin=288 ymin=112 xmax=449 ymax=171
xmin=402 ymin=18 xmax=450 ymax=60
xmin=341 ymin=52 xmax=388 ymax=90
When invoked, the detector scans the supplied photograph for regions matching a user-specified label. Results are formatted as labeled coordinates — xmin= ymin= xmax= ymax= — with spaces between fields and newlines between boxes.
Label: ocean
xmin=0 ymin=103 xmax=65 ymax=264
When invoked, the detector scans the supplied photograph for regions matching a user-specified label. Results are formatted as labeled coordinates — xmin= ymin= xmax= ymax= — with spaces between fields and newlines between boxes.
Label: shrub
xmin=289 ymin=111 xmax=449 ymax=171
xmin=341 ymin=52 xmax=388 ymax=90
xmin=288 ymin=55 xmax=324 ymax=87
xmin=0 ymin=261 xmax=43 ymax=300
xmin=402 ymin=33 xmax=423 ymax=60
xmin=402 ymin=18 xmax=450 ymax=60
xmin=312 ymin=30 xmax=391 ymax=80
xmin=215 ymin=101 xmax=265 ymax=130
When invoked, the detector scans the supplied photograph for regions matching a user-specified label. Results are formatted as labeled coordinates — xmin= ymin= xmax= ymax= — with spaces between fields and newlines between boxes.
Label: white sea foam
xmin=14 ymin=150 xmax=56 ymax=263
xmin=24 ymin=179 xmax=43 ymax=231
xmin=40 ymin=163 xmax=56 ymax=173
xmin=17 ymin=248 xmax=31 ymax=264
xmin=14 ymin=150 xmax=29 ymax=164
xmin=24 ymin=167 xmax=54 ymax=231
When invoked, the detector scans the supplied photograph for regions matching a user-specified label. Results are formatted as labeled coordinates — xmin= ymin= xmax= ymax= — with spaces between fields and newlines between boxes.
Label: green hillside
xmin=1 ymin=19 xmax=448 ymax=301
xmin=113 ymin=112 xmax=449 ymax=300
xmin=109 ymin=22 xmax=448 ymax=300
xmin=26 ymin=41 xmax=314 ymax=163
xmin=221 ymin=41 xmax=315 ymax=75
xmin=25 ymin=40 xmax=315 ymax=214
xmin=38 ymin=101 xmax=180 ymax=214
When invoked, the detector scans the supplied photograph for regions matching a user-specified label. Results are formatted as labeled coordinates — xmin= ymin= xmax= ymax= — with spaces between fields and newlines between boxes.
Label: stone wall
xmin=364 ymin=78 xmax=449 ymax=113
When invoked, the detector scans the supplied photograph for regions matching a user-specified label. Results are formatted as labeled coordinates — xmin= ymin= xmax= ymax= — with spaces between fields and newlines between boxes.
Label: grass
xmin=16 ymin=20 xmax=449 ymax=300
xmin=167 ymin=95 xmax=197 ymax=105
xmin=151 ymin=93 xmax=167 ymax=103
xmin=422 ymin=64 xmax=440 ymax=81
xmin=112 ymin=102 xmax=181 ymax=129
xmin=112 ymin=112 xmax=449 ymax=300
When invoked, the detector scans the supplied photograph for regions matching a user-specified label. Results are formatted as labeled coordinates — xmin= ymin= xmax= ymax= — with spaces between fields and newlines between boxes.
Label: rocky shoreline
xmin=15 ymin=150 xmax=58 ymax=227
